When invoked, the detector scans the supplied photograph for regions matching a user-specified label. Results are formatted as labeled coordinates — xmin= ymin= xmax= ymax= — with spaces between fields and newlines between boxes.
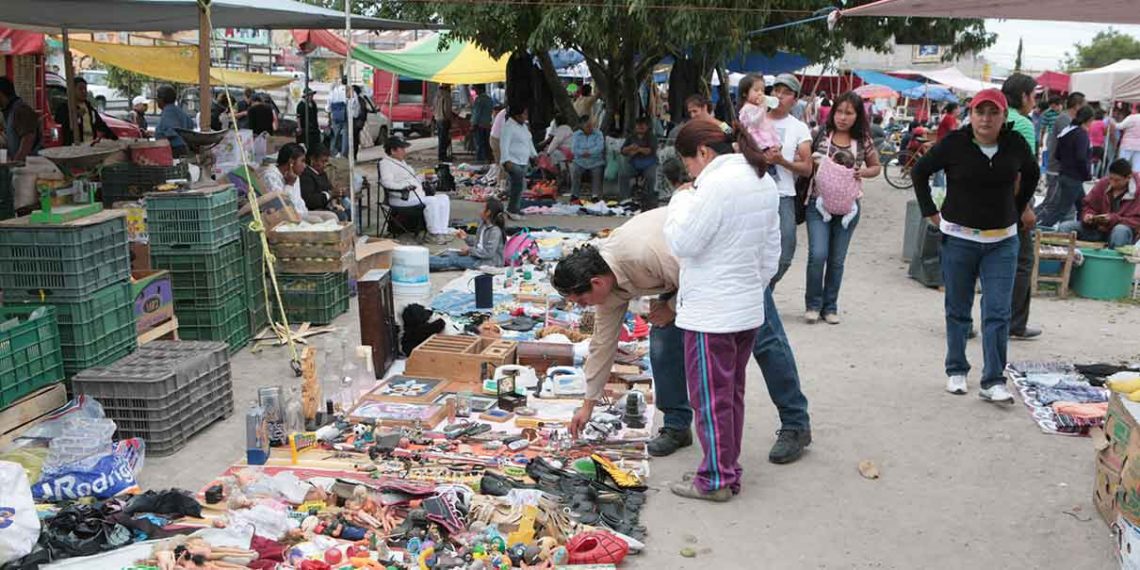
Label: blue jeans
xmin=770 ymin=196 xmax=798 ymax=287
xmin=474 ymin=126 xmax=491 ymax=162
xmin=331 ymin=120 xmax=346 ymax=156
xmin=940 ymin=234 xmax=1019 ymax=388
xmin=429 ymin=252 xmax=479 ymax=272
xmin=619 ymin=163 xmax=659 ymax=206
xmin=1037 ymin=175 xmax=1084 ymax=227
xmin=1057 ymin=220 xmax=1135 ymax=248
xmin=650 ymin=288 xmax=809 ymax=431
xmin=570 ymin=163 xmax=604 ymax=199
xmin=804 ymin=202 xmax=860 ymax=315
xmin=504 ymin=162 xmax=526 ymax=214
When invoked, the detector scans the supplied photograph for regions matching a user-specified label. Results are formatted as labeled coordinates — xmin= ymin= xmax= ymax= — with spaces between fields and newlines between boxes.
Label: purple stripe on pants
xmin=684 ymin=327 xmax=758 ymax=494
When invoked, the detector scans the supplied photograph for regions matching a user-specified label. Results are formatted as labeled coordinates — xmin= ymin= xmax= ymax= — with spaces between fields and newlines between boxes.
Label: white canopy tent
xmin=1070 ymin=60 xmax=1140 ymax=103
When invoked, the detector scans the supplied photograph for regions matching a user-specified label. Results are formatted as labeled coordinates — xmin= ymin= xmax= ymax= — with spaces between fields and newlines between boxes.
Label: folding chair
xmin=376 ymin=166 xmax=428 ymax=241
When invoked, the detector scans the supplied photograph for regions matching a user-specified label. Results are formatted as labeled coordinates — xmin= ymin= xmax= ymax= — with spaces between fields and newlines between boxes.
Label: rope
xmin=200 ymin=0 xmax=301 ymax=372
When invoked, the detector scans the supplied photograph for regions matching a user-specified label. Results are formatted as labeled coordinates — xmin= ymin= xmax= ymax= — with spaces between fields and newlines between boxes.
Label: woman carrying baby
xmin=804 ymin=91 xmax=881 ymax=325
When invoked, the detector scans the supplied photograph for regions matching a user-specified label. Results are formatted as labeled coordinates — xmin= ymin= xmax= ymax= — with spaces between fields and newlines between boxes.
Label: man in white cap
xmin=131 ymin=96 xmax=149 ymax=133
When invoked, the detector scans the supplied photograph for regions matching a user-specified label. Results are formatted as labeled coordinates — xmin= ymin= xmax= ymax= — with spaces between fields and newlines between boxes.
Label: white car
xmin=79 ymin=69 xmax=129 ymax=112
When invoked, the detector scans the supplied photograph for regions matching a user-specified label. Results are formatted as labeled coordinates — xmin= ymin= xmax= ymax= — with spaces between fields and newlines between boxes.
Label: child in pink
xmin=737 ymin=74 xmax=780 ymax=180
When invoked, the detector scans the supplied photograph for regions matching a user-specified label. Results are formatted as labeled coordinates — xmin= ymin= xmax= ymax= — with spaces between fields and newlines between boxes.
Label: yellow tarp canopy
xmin=65 ymin=38 xmax=292 ymax=90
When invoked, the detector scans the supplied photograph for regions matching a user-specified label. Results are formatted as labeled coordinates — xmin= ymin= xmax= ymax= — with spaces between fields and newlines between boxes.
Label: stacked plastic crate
xmin=0 ymin=210 xmax=136 ymax=378
xmin=70 ymin=340 xmax=234 ymax=456
xmin=239 ymin=214 xmax=269 ymax=338
xmin=147 ymin=186 xmax=250 ymax=352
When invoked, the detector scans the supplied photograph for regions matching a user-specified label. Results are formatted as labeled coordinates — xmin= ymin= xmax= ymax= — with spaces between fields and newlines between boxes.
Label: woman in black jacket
xmin=1037 ymin=106 xmax=1094 ymax=227
xmin=911 ymin=89 xmax=1040 ymax=405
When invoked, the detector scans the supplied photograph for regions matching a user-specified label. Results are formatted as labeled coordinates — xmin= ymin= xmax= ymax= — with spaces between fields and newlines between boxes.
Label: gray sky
xmin=982 ymin=19 xmax=1140 ymax=72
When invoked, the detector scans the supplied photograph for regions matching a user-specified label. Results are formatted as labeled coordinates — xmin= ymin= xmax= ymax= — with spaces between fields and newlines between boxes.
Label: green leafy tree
xmin=104 ymin=64 xmax=150 ymax=99
xmin=1065 ymin=28 xmax=1140 ymax=71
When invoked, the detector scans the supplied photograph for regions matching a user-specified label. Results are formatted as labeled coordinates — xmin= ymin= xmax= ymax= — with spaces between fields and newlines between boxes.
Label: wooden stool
xmin=1031 ymin=229 xmax=1078 ymax=298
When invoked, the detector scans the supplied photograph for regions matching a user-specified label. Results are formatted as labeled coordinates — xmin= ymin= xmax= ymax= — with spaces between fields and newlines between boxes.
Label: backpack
xmin=503 ymin=229 xmax=538 ymax=266
xmin=811 ymin=133 xmax=862 ymax=216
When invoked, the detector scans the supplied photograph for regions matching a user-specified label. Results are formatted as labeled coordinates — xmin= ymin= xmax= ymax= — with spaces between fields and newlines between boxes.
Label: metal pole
xmin=345 ymin=0 xmax=358 ymax=232
xmin=61 ymin=28 xmax=80 ymax=145
xmin=198 ymin=1 xmax=211 ymax=132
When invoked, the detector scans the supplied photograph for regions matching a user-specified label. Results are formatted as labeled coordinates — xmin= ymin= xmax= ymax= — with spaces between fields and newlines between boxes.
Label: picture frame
xmin=362 ymin=375 xmax=447 ymax=404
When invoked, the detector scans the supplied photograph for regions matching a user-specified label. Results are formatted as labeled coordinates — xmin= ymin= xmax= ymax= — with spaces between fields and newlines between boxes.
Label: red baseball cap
xmin=969 ymin=88 xmax=1008 ymax=113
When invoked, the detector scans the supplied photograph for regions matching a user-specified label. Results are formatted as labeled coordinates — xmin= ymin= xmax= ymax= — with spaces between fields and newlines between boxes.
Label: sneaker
xmin=669 ymin=481 xmax=732 ymax=502
xmin=1010 ymin=326 xmax=1042 ymax=340
xmin=647 ymin=428 xmax=692 ymax=457
xmin=769 ymin=428 xmax=812 ymax=464
xmin=823 ymin=313 xmax=840 ymax=325
xmin=979 ymin=383 xmax=1015 ymax=404
xmin=946 ymin=375 xmax=968 ymax=395
xmin=804 ymin=311 xmax=821 ymax=324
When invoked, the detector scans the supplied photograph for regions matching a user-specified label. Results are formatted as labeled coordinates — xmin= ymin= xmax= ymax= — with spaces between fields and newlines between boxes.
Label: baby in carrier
xmin=812 ymin=145 xmax=860 ymax=228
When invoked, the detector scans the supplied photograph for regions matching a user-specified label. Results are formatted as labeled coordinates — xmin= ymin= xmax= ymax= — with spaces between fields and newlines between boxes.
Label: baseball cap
xmin=772 ymin=73 xmax=802 ymax=94
xmin=383 ymin=136 xmax=411 ymax=152
xmin=132 ymin=96 xmax=148 ymax=107
xmin=968 ymin=88 xmax=1007 ymax=113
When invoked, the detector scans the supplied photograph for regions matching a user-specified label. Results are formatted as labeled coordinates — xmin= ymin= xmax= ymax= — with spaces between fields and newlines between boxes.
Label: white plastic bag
xmin=0 ymin=461 xmax=40 ymax=564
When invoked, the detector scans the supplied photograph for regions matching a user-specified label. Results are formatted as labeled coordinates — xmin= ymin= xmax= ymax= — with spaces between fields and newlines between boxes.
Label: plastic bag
xmin=20 ymin=396 xmax=106 ymax=442
xmin=0 ymin=461 xmax=41 ymax=564
xmin=33 ymin=439 xmax=144 ymax=502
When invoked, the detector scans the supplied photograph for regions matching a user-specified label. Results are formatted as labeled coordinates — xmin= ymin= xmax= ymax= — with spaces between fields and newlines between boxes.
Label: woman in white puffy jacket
xmin=663 ymin=118 xmax=781 ymax=503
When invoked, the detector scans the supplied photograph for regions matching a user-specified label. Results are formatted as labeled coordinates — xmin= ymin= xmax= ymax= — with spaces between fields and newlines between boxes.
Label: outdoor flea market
xmin=2 ymin=0 xmax=1140 ymax=569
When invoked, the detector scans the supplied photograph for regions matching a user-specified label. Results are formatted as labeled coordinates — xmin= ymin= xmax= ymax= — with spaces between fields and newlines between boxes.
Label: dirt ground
xmin=143 ymin=170 xmax=1139 ymax=569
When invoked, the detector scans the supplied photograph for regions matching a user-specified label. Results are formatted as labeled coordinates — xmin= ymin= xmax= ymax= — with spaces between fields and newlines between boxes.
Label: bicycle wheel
xmin=883 ymin=151 xmax=915 ymax=190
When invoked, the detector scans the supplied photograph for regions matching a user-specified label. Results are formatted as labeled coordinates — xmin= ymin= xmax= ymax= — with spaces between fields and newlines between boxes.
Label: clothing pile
xmin=1008 ymin=361 xmax=1114 ymax=435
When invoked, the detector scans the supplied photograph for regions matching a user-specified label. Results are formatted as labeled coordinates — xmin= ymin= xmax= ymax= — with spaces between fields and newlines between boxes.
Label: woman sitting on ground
xmin=378 ymin=136 xmax=454 ymax=244
xmin=430 ymin=198 xmax=506 ymax=272
xmin=257 ymin=143 xmax=339 ymax=223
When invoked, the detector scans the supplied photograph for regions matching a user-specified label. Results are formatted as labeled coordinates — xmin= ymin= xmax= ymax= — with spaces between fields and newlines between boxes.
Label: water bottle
xmin=258 ymin=386 xmax=286 ymax=447
xmin=245 ymin=402 xmax=269 ymax=465
xmin=284 ymin=386 xmax=305 ymax=436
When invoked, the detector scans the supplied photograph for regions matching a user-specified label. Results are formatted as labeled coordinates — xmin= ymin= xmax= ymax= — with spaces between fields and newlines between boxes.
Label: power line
xmin=387 ymin=0 xmax=819 ymax=15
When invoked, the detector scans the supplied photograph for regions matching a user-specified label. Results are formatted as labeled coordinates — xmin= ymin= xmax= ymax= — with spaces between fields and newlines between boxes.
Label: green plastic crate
xmin=175 ymin=291 xmax=250 ymax=353
xmin=0 ymin=215 xmax=129 ymax=301
xmin=150 ymin=240 xmax=244 ymax=304
xmin=0 ymin=305 xmax=64 ymax=407
xmin=279 ymin=272 xmax=349 ymax=325
xmin=40 ymin=281 xmax=137 ymax=377
xmin=146 ymin=186 xmax=239 ymax=252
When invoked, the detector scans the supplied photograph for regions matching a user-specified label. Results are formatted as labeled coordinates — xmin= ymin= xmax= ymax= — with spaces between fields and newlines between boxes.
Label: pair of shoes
xmin=647 ymin=428 xmax=692 ymax=457
xmin=1010 ymin=326 xmax=1042 ymax=340
xmin=669 ymin=481 xmax=732 ymax=502
xmin=823 ymin=313 xmax=840 ymax=325
xmin=946 ymin=375 xmax=968 ymax=395
xmin=979 ymin=383 xmax=1015 ymax=404
xmin=769 ymin=428 xmax=812 ymax=464
xmin=804 ymin=311 xmax=821 ymax=324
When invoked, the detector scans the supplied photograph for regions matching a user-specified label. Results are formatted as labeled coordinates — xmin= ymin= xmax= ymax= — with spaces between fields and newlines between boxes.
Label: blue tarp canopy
xmin=854 ymin=69 xmax=958 ymax=103
xmin=660 ymin=51 xmax=808 ymax=75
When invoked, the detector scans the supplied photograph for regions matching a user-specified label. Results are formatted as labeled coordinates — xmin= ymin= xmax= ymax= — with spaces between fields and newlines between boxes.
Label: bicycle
xmin=882 ymin=139 xmax=930 ymax=190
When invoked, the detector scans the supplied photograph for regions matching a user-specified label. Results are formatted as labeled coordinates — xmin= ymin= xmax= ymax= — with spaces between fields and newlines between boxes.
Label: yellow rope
xmin=201 ymin=0 xmax=300 ymax=370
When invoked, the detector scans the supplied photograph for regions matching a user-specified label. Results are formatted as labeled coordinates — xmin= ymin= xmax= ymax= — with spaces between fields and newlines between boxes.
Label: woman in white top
xmin=663 ymin=118 xmax=781 ymax=503
xmin=378 ymin=137 xmax=453 ymax=244
xmin=257 ymin=143 xmax=337 ymax=223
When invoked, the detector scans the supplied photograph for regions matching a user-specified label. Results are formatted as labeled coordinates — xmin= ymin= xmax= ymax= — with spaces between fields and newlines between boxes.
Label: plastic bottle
xmin=258 ymin=386 xmax=286 ymax=447
xmin=245 ymin=402 xmax=269 ymax=465
xmin=284 ymin=386 xmax=305 ymax=436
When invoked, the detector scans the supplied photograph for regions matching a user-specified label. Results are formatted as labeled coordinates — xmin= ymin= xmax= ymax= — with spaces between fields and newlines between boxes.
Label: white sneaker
xmin=979 ymin=384 xmax=1015 ymax=404
xmin=804 ymin=311 xmax=821 ymax=324
xmin=945 ymin=375 xmax=968 ymax=395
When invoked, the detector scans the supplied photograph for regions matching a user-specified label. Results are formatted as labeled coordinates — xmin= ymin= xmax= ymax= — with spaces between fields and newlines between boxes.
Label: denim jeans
xmin=570 ymin=163 xmax=604 ymax=199
xmin=1057 ymin=220 xmax=1135 ymax=248
xmin=504 ymin=162 xmax=526 ymax=214
xmin=437 ymin=119 xmax=451 ymax=162
xmin=429 ymin=252 xmax=479 ymax=272
xmin=770 ymin=196 xmax=798 ymax=287
xmin=940 ymin=233 xmax=1019 ymax=388
xmin=474 ymin=126 xmax=491 ymax=162
xmin=1010 ymin=223 xmax=1033 ymax=335
xmin=1037 ymin=175 xmax=1084 ymax=227
xmin=618 ymin=164 xmax=658 ymax=207
xmin=330 ymin=120 xmax=346 ymax=156
xmin=804 ymin=201 xmax=860 ymax=315
xmin=650 ymin=288 xmax=809 ymax=432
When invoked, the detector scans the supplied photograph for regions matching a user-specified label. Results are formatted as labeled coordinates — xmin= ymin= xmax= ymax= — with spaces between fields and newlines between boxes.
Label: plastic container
xmin=175 ymin=291 xmax=251 ymax=352
xmin=100 ymin=162 xmax=190 ymax=206
xmin=246 ymin=402 xmax=270 ymax=465
xmin=0 ymin=305 xmax=64 ymax=407
xmin=0 ymin=215 xmax=129 ymax=301
xmin=278 ymin=272 xmax=349 ymax=325
xmin=392 ymin=245 xmax=430 ymax=284
xmin=1073 ymin=248 xmax=1136 ymax=300
xmin=145 ymin=186 xmax=239 ymax=252
xmin=31 ymin=281 xmax=137 ymax=377
xmin=151 ymin=240 xmax=245 ymax=304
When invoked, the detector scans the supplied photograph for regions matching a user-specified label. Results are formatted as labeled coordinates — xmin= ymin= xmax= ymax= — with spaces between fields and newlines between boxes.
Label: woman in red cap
xmin=910 ymin=88 xmax=1040 ymax=405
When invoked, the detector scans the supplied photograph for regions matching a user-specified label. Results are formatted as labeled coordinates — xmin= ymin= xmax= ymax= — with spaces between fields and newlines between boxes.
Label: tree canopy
xmin=1065 ymin=29 xmax=1140 ymax=71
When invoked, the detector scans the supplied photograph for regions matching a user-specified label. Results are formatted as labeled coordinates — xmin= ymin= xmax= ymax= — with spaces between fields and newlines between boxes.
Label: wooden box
xmin=517 ymin=341 xmax=574 ymax=376
xmin=404 ymin=334 xmax=518 ymax=384
xmin=275 ymin=252 xmax=355 ymax=274
xmin=358 ymin=269 xmax=397 ymax=378
xmin=269 ymin=221 xmax=355 ymax=259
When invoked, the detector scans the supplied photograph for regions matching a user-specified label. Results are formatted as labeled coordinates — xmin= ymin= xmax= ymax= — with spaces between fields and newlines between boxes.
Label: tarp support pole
xmin=198 ymin=1 xmax=211 ymax=132
xmin=61 ymin=27 xmax=79 ymax=144
xmin=345 ymin=1 xmax=358 ymax=233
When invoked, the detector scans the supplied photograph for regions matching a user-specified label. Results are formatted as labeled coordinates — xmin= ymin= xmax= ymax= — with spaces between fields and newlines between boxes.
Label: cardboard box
xmin=355 ymin=238 xmax=397 ymax=279
xmin=129 ymin=242 xmax=151 ymax=271
xmin=1097 ymin=456 xmax=1123 ymax=524
xmin=131 ymin=270 xmax=174 ymax=334
xmin=239 ymin=191 xmax=300 ymax=231
xmin=1104 ymin=394 xmax=1140 ymax=526
xmin=1117 ymin=515 xmax=1140 ymax=569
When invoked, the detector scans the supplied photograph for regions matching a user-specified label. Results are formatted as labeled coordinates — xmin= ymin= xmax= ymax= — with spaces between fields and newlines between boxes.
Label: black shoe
xmin=967 ymin=327 xmax=978 ymax=340
xmin=768 ymin=428 xmax=812 ymax=464
xmin=1010 ymin=326 xmax=1042 ymax=340
xmin=647 ymin=428 xmax=692 ymax=457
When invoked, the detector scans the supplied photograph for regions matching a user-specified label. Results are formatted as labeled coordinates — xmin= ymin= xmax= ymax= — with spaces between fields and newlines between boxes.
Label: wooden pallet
xmin=404 ymin=334 xmax=518 ymax=384
xmin=0 ymin=383 xmax=67 ymax=447
xmin=138 ymin=316 xmax=179 ymax=345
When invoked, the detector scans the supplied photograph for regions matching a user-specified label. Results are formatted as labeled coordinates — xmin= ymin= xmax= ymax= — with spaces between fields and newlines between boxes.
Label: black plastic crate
xmin=99 ymin=162 xmax=190 ymax=206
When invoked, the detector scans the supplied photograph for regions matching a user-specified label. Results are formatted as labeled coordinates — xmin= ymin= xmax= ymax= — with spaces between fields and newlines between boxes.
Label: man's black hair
xmin=1066 ymin=91 xmax=1085 ymax=109
xmin=634 ymin=116 xmax=650 ymax=126
xmin=157 ymin=84 xmax=177 ymax=105
xmin=306 ymin=142 xmax=330 ymax=161
xmin=1048 ymin=96 xmax=1062 ymax=107
xmin=1109 ymin=158 xmax=1133 ymax=177
xmin=1001 ymin=73 xmax=1037 ymax=111
xmin=0 ymin=77 xmax=15 ymax=98
xmin=661 ymin=156 xmax=688 ymax=187
xmin=277 ymin=142 xmax=305 ymax=167
xmin=551 ymin=245 xmax=612 ymax=296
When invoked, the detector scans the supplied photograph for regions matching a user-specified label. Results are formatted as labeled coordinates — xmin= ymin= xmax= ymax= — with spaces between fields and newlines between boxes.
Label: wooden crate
xmin=269 ymin=222 xmax=354 ymax=259
xmin=404 ymin=334 xmax=518 ymax=384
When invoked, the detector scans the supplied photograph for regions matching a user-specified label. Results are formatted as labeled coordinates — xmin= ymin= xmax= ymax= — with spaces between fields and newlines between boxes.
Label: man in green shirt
xmin=1002 ymin=73 xmax=1043 ymax=340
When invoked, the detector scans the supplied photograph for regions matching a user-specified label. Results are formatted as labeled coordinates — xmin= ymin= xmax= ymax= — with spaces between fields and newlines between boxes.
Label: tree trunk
xmin=536 ymin=50 xmax=580 ymax=129
xmin=715 ymin=64 xmax=736 ymax=126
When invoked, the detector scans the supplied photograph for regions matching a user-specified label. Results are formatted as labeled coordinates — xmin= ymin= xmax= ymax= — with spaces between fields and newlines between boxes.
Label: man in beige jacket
xmin=552 ymin=207 xmax=812 ymax=462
